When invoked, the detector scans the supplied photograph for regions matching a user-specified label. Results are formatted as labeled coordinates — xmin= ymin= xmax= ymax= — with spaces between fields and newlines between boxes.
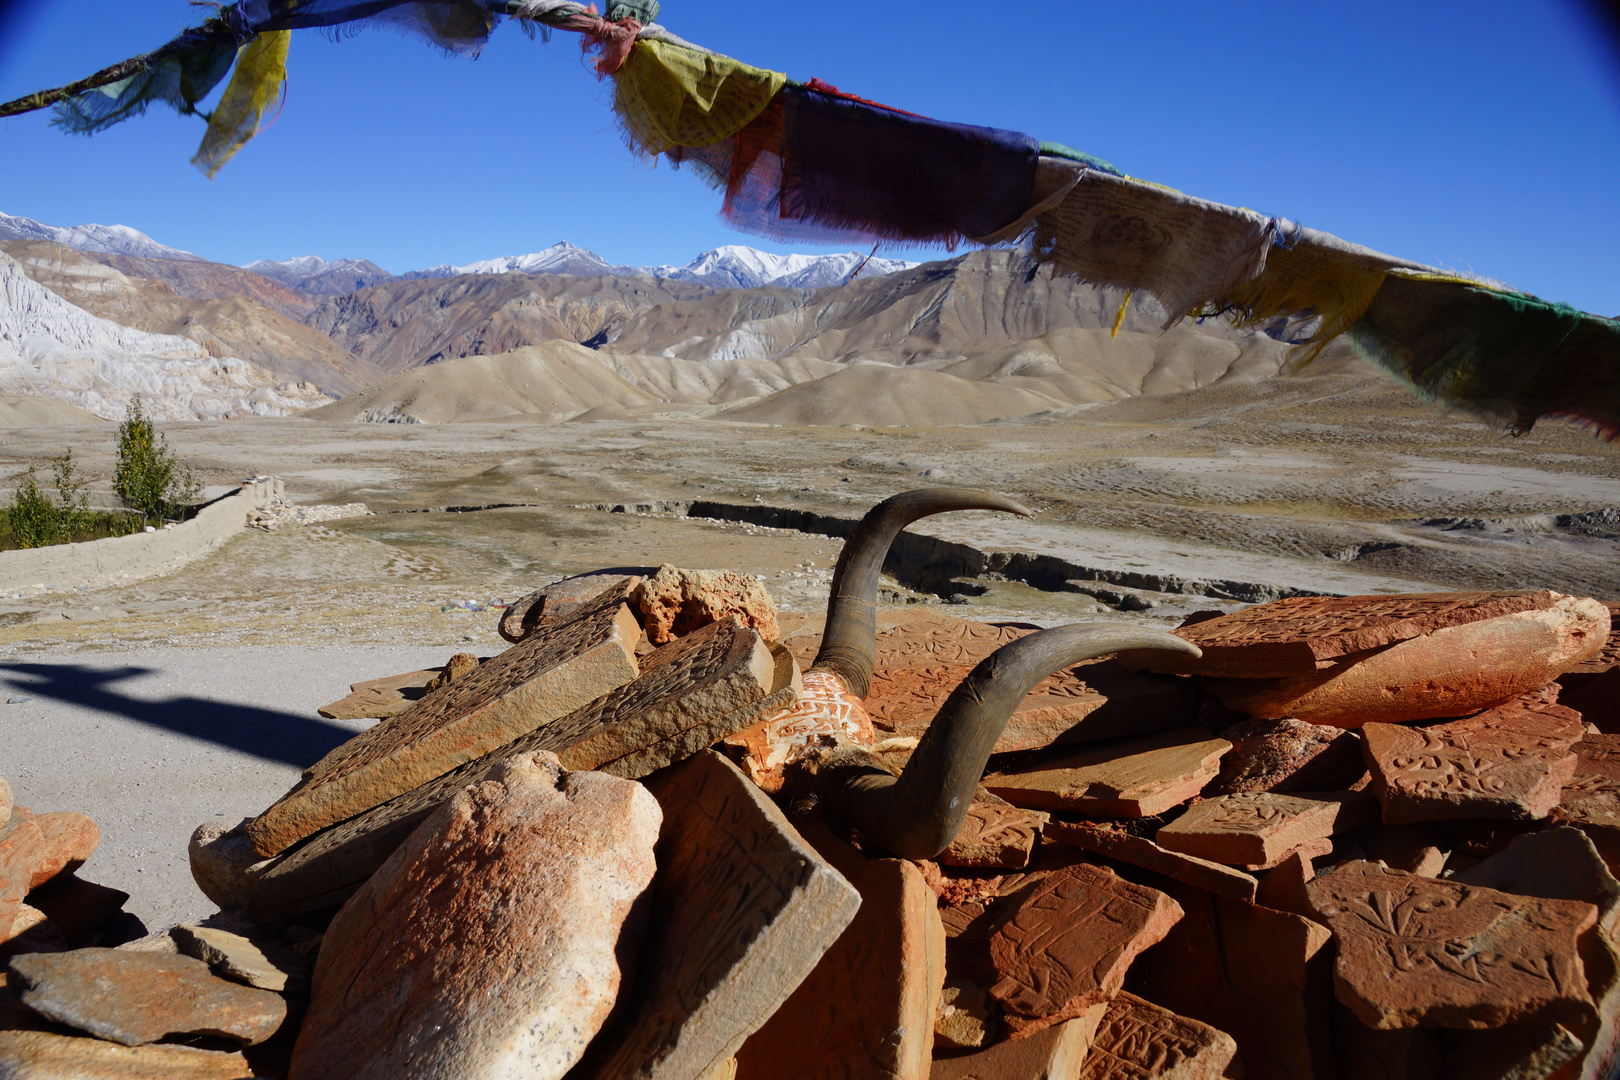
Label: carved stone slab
xmin=251 ymin=620 xmax=790 ymax=914
xmin=577 ymin=751 xmax=861 ymax=1080
xmin=1362 ymin=693 xmax=1585 ymax=824
xmin=1131 ymin=879 xmax=1333 ymax=1080
xmin=734 ymin=857 xmax=944 ymax=1080
xmin=1075 ymin=992 xmax=1238 ymax=1080
xmin=983 ymin=729 xmax=1231 ymax=818
xmin=1200 ymin=596 xmax=1611 ymax=727
xmin=1305 ymin=861 xmax=1598 ymax=1030
xmin=1206 ymin=716 xmax=1368 ymax=797
xmin=1043 ymin=819 xmax=1258 ymax=903
xmin=988 ymin=862 xmax=1183 ymax=1038
xmin=939 ymin=789 xmax=1047 ymax=870
xmin=862 ymin=615 xmax=1195 ymax=752
xmin=316 ymin=667 xmax=439 ymax=721
xmin=930 ymin=1004 xmax=1106 ymax=1080
xmin=1554 ymin=733 xmax=1620 ymax=832
xmin=1119 ymin=591 xmax=1559 ymax=677
xmin=1565 ymin=601 xmax=1620 ymax=674
xmin=247 ymin=581 xmax=643 ymax=857
xmin=1155 ymin=791 xmax=1377 ymax=867
xmin=724 ymin=669 xmax=874 ymax=793
xmin=499 ymin=569 xmax=646 ymax=643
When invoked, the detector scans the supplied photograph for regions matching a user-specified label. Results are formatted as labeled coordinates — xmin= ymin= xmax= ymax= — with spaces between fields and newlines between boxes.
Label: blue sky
xmin=1 ymin=1 xmax=1617 ymax=314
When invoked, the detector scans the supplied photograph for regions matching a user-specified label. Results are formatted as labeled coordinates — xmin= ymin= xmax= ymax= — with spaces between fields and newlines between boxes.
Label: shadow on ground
xmin=0 ymin=663 xmax=357 ymax=768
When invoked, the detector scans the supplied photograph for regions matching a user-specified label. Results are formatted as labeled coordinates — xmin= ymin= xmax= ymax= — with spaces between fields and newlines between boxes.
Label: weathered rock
xmin=0 ymin=777 xmax=9 ymax=827
xmin=1555 ymin=733 xmax=1620 ymax=832
xmin=1452 ymin=827 xmax=1620 ymax=1080
xmin=1121 ymin=591 xmax=1564 ymax=677
xmin=247 ymin=580 xmax=643 ymax=857
xmin=187 ymin=820 xmax=268 ymax=911
xmin=1333 ymin=1012 xmax=1588 ymax=1080
xmin=1132 ymin=879 xmax=1334 ymax=1080
xmin=1252 ymin=850 xmax=1317 ymax=920
xmin=1 ymin=905 xmax=67 ymax=958
xmin=252 ymin=621 xmax=792 ymax=916
xmin=983 ymin=729 xmax=1231 ymax=818
xmin=1155 ymin=791 xmax=1376 ymax=868
xmin=724 ymin=668 xmax=875 ymax=792
xmin=988 ymin=862 xmax=1182 ymax=1038
xmin=1076 ymin=992 xmax=1238 ymax=1080
xmin=1205 ymin=717 xmax=1368 ymax=796
xmin=1362 ymin=693 xmax=1585 ymax=823
xmin=317 ymin=667 xmax=438 ymax=721
xmin=1305 ymin=861 xmax=1598 ymax=1030
xmin=1200 ymin=596 xmax=1611 ymax=727
xmin=501 ymin=570 xmax=648 ymax=644
xmin=23 ymin=812 xmax=98 ymax=890
xmin=933 ymin=978 xmax=996 ymax=1050
xmin=172 ymin=925 xmax=310 ymax=994
xmin=579 ymin=751 xmax=860 ymax=1080
xmin=7 ymin=948 xmax=286 ymax=1046
xmin=634 ymin=564 xmax=780 ymax=645
xmin=735 ymin=857 xmax=944 ymax=1080
xmin=0 ymin=816 xmax=45 ymax=935
xmin=19 ymin=874 xmax=128 ymax=948
xmin=290 ymin=752 xmax=661 ymax=1080
xmin=1361 ymin=824 xmax=1450 ymax=877
xmin=1043 ymin=819 xmax=1259 ymax=903
xmin=0 ymin=1030 xmax=254 ymax=1079
xmin=421 ymin=651 xmax=479 ymax=693
xmin=939 ymin=789 xmax=1046 ymax=869
xmin=931 ymin=1004 xmax=1106 ymax=1080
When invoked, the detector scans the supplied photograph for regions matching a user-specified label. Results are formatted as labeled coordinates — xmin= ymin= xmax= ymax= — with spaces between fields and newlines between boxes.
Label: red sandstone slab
xmin=1043 ymin=819 xmax=1258 ymax=903
xmin=1156 ymin=791 xmax=1377 ymax=868
xmin=1554 ymin=733 xmax=1620 ymax=832
xmin=246 ymin=581 xmax=643 ymax=857
xmin=930 ymin=1005 xmax=1105 ymax=1080
xmin=1305 ymin=860 xmax=1598 ymax=1030
xmin=988 ymin=862 xmax=1182 ymax=1038
xmin=1201 ymin=596 xmax=1611 ymax=727
xmin=983 ymin=729 xmax=1230 ymax=818
xmin=939 ymin=790 xmax=1046 ymax=870
xmin=499 ymin=570 xmax=646 ymax=644
xmin=1362 ymin=694 xmax=1585 ymax=824
xmin=1076 ymin=992 xmax=1238 ymax=1080
xmin=1205 ymin=716 xmax=1369 ymax=796
xmin=317 ymin=668 xmax=439 ymax=721
xmin=1564 ymin=601 xmax=1620 ymax=674
xmin=1119 ymin=591 xmax=1561 ymax=676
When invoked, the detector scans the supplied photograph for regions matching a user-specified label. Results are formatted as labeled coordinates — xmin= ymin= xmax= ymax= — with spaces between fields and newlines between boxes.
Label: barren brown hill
xmin=1 ymin=240 xmax=387 ymax=397
xmin=302 ymin=273 xmax=718 ymax=372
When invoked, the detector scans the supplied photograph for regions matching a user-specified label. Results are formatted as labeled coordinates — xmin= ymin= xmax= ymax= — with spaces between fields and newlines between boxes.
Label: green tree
xmin=114 ymin=396 xmax=198 ymax=524
xmin=52 ymin=448 xmax=92 ymax=538
xmin=7 ymin=465 xmax=59 ymax=548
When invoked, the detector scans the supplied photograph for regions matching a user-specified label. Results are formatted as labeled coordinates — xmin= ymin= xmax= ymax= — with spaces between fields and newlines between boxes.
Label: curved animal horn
xmin=812 ymin=488 xmax=1033 ymax=698
xmin=817 ymin=623 xmax=1202 ymax=860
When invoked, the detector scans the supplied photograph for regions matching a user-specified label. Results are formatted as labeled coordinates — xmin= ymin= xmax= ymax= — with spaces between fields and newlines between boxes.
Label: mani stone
xmin=290 ymin=752 xmax=661 ymax=1080
xmin=939 ymin=789 xmax=1047 ymax=869
xmin=983 ymin=729 xmax=1231 ymax=818
xmin=246 ymin=580 xmax=643 ymax=857
xmin=318 ymin=666 xmax=439 ymax=721
xmin=1043 ymin=819 xmax=1258 ymax=903
xmin=1362 ymin=693 xmax=1585 ymax=824
xmin=1076 ymin=992 xmax=1238 ymax=1080
xmin=734 ymin=856 xmax=944 ymax=1080
xmin=1199 ymin=595 xmax=1611 ymax=727
xmin=0 ymin=1031 xmax=253 ymax=1080
xmin=725 ymin=668 xmax=875 ymax=793
xmin=6 ymin=948 xmax=286 ymax=1046
xmin=171 ymin=924 xmax=310 ymax=994
xmin=1453 ymin=827 xmax=1620 ymax=1080
xmin=633 ymin=564 xmax=781 ymax=645
xmin=930 ymin=1004 xmax=1106 ymax=1080
xmin=1555 ymin=733 xmax=1620 ymax=832
xmin=1119 ymin=590 xmax=1563 ymax=678
xmin=500 ymin=570 xmax=649 ymax=644
xmin=1305 ymin=861 xmax=1598 ymax=1030
xmin=1131 ymin=879 xmax=1334 ymax=1080
xmin=861 ymin=614 xmax=1196 ymax=752
xmin=1205 ymin=716 xmax=1368 ymax=796
xmin=1155 ymin=790 xmax=1376 ymax=868
xmin=581 ymin=751 xmax=859 ymax=1080
xmin=988 ymin=862 xmax=1182 ymax=1038
xmin=250 ymin=619 xmax=791 ymax=916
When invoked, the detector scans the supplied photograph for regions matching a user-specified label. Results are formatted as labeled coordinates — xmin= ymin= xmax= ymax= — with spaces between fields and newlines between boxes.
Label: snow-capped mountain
xmin=0 ymin=210 xmax=205 ymax=263
xmin=0 ymin=251 xmax=330 ymax=420
xmin=242 ymin=255 xmax=395 ymax=296
xmin=399 ymin=242 xmax=915 ymax=290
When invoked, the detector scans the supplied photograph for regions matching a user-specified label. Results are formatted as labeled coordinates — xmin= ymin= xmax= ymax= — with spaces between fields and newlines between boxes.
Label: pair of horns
xmin=809 ymin=488 xmax=1200 ymax=859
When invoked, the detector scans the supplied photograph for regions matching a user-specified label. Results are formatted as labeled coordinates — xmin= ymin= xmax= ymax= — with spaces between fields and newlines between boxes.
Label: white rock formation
xmin=0 ymin=251 xmax=330 ymax=420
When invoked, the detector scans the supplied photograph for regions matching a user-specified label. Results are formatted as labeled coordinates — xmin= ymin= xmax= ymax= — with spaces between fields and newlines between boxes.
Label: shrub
xmin=4 ymin=449 xmax=140 ymax=550
xmin=7 ymin=465 xmax=58 ymax=548
xmin=114 ymin=396 xmax=198 ymax=524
